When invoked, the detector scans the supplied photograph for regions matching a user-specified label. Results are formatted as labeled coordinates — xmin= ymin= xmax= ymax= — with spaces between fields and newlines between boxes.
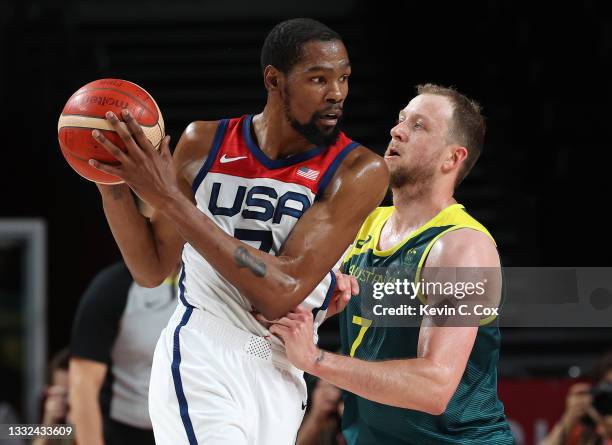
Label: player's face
xmin=384 ymin=94 xmax=455 ymax=188
xmin=281 ymin=40 xmax=351 ymax=147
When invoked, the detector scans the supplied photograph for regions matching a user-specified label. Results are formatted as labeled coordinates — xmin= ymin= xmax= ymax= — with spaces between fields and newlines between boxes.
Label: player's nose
xmin=390 ymin=122 xmax=407 ymax=141
xmin=325 ymin=81 xmax=344 ymax=104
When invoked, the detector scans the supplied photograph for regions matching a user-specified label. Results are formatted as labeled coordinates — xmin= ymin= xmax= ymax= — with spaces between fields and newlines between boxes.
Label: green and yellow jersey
xmin=339 ymin=204 xmax=513 ymax=445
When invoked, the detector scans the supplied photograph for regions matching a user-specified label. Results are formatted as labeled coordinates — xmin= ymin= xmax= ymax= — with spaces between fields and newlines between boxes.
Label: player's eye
xmin=339 ymin=75 xmax=349 ymax=82
xmin=414 ymin=122 xmax=423 ymax=129
xmin=311 ymin=77 xmax=326 ymax=84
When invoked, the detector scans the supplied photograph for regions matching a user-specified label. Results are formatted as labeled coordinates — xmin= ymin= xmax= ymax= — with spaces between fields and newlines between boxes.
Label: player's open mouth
xmin=318 ymin=111 xmax=342 ymax=126
xmin=385 ymin=147 xmax=401 ymax=158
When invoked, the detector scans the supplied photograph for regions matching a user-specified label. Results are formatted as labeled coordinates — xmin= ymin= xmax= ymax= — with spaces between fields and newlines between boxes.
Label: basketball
xmin=57 ymin=78 xmax=165 ymax=184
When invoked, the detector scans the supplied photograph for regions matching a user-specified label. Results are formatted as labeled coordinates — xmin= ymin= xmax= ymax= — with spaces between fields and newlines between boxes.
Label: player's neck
xmin=389 ymin=185 xmax=456 ymax=234
xmin=251 ymin=108 xmax=316 ymax=159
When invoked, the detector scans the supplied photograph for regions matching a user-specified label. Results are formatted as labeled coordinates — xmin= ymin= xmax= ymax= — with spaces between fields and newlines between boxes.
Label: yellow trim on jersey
xmin=344 ymin=203 xmax=495 ymax=264
xmin=412 ymin=207 xmax=498 ymax=325
xmin=346 ymin=204 xmax=499 ymax=325
xmin=343 ymin=206 xmax=393 ymax=264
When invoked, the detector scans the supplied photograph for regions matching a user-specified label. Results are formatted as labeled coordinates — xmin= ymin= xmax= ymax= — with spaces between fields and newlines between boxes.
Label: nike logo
xmin=301 ymin=401 xmax=307 ymax=410
xmin=220 ymin=154 xmax=248 ymax=164
xmin=355 ymin=234 xmax=372 ymax=249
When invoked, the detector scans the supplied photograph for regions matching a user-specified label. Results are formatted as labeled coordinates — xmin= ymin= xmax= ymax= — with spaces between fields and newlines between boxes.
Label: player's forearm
xmin=69 ymin=384 xmax=105 ymax=445
xmin=98 ymin=184 xmax=166 ymax=286
xmin=159 ymin=193 xmax=318 ymax=319
xmin=307 ymin=351 xmax=454 ymax=415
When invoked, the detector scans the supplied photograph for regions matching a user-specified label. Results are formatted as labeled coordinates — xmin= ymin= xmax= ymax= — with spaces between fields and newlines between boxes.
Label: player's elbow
xmin=415 ymin=361 xmax=457 ymax=415
xmin=426 ymin=380 xmax=457 ymax=415
xmin=128 ymin=264 xmax=168 ymax=288
xmin=133 ymin=273 xmax=165 ymax=288
xmin=424 ymin=393 xmax=452 ymax=415
xmin=256 ymin=277 xmax=302 ymax=320
xmin=258 ymin=293 xmax=298 ymax=320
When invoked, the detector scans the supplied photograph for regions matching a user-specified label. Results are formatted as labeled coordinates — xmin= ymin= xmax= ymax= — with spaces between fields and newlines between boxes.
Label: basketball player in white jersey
xmin=88 ymin=19 xmax=388 ymax=445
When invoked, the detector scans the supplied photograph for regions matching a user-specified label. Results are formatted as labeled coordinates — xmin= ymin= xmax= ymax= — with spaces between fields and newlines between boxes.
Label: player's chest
xmin=194 ymin=173 xmax=316 ymax=253
xmin=197 ymin=173 xmax=314 ymax=222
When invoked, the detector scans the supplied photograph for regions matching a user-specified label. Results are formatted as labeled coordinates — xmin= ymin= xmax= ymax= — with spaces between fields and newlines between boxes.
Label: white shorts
xmin=149 ymin=303 xmax=307 ymax=445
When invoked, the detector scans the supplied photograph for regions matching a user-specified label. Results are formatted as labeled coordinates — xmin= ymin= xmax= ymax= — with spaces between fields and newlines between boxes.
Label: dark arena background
xmin=1 ymin=1 xmax=611 ymax=444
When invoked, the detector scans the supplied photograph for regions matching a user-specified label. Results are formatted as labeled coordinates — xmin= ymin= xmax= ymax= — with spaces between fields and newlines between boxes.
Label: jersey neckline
xmin=242 ymin=114 xmax=326 ymax=169
xmin=372 ymin=203 xmax=464 ymax=257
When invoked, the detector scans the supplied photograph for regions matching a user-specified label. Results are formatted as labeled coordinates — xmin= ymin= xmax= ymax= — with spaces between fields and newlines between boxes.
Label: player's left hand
xmin=268 ymin=305 xmax=321 ymax=373
xmin=326 ymin=272 xmax=359 ymax=319
xmin=89 ymin=109 xmax=179 ymax=210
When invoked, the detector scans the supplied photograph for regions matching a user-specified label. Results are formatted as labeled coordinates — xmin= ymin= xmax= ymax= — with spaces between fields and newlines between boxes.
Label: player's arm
xmin=68 ymin=358 xmax=106 ymax=445
xmin=165 ymin=146 xmax=386 ymax=319
xmin=95 ymin=121 xmax=218 ymax=286
xmin=270 ymin=229 xmax=501 ymax=415
xmin=92 ymin=110 xmax=388 ymax=319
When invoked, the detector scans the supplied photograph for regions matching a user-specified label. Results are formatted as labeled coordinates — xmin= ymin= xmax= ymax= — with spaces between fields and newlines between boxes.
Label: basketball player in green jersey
xmin=268 ymin=84 xmax=514 ymax=444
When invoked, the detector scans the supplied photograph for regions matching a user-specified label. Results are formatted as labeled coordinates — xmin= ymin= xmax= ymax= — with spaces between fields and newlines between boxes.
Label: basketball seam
xmin=58 ymin=117 xmax=158 ymax=129
xmin=58 ymin=137 xmax=120 ymax=165
xmin=66 ymin=87 xmax=156 ymax=119
xmin=155 ymin=121 xmax=164 ymax=149
xmin=60 ymin=148 xmax=123 ymax=185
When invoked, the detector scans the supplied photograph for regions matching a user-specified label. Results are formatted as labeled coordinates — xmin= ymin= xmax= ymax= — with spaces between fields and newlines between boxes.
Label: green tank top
xmin=339 ymin=204 xmax=514 ymax=445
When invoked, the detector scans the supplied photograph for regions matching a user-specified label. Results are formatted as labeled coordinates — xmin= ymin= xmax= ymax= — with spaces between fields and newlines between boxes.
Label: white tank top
xmin=180 ymin=115 xmax=359 ymax=344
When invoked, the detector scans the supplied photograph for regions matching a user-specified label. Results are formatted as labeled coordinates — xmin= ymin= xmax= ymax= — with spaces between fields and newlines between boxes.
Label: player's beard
xmin=283 ymin=88 xmax=342 ymax=147
xmin=389 ymin=158 xmax=438 ymax=189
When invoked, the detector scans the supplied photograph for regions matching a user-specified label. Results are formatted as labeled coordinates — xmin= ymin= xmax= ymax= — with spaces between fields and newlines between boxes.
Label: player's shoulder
xmin=323 ymin=142 xmax=389 ymax=201
xmin=183 ymin=120 xmax=221 ymax=141
xmin=177 ymin=120 xmax=221 ymax=155
xmin=173 ymin=120 xmax=223 ymax=179
xmin=339 ymin=143 xmax=387 ymax=176
xmin=440 ymin=205 xmax=492 ymax=234
xmin=428 ymin=225 xmax=499 ymax=268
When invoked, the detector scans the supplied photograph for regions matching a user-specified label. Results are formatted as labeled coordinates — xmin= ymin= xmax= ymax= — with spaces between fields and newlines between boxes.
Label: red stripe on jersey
xmin=207 ymin=115 xmax=356 ymax=194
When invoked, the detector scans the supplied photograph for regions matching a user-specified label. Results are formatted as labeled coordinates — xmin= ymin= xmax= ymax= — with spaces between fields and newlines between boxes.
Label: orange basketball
xmin=57 ymin=78 xmax=165 ymax=184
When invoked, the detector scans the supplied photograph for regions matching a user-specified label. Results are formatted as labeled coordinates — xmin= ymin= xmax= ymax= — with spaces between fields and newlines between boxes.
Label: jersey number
xmin=234 ymin=229 xmax=273 ymax=253
xmin=350 ymin=315 xmax=372 ymax=357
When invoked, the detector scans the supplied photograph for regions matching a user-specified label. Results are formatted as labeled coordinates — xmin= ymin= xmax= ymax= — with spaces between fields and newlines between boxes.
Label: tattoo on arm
xmin=234 ymin=246 xmax=267 ymax=277
xmin=110 ymin=185 xmax=124 ymax=200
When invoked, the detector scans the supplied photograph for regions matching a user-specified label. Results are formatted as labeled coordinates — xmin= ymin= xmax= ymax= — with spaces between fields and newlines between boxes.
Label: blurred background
xmin=1 ymin=0 xmax=611 ymax=443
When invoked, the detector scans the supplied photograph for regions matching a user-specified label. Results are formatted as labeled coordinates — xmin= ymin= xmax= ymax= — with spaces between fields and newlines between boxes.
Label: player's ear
xmin=263 ymin=65 xmax=282 ymax=92
xmin=442 ymin=145 xmax=468 ymax=174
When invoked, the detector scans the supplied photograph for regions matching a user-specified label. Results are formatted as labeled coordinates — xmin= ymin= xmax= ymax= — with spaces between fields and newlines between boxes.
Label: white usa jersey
xmin=179 ymin=114 xmax=360 ymax=346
